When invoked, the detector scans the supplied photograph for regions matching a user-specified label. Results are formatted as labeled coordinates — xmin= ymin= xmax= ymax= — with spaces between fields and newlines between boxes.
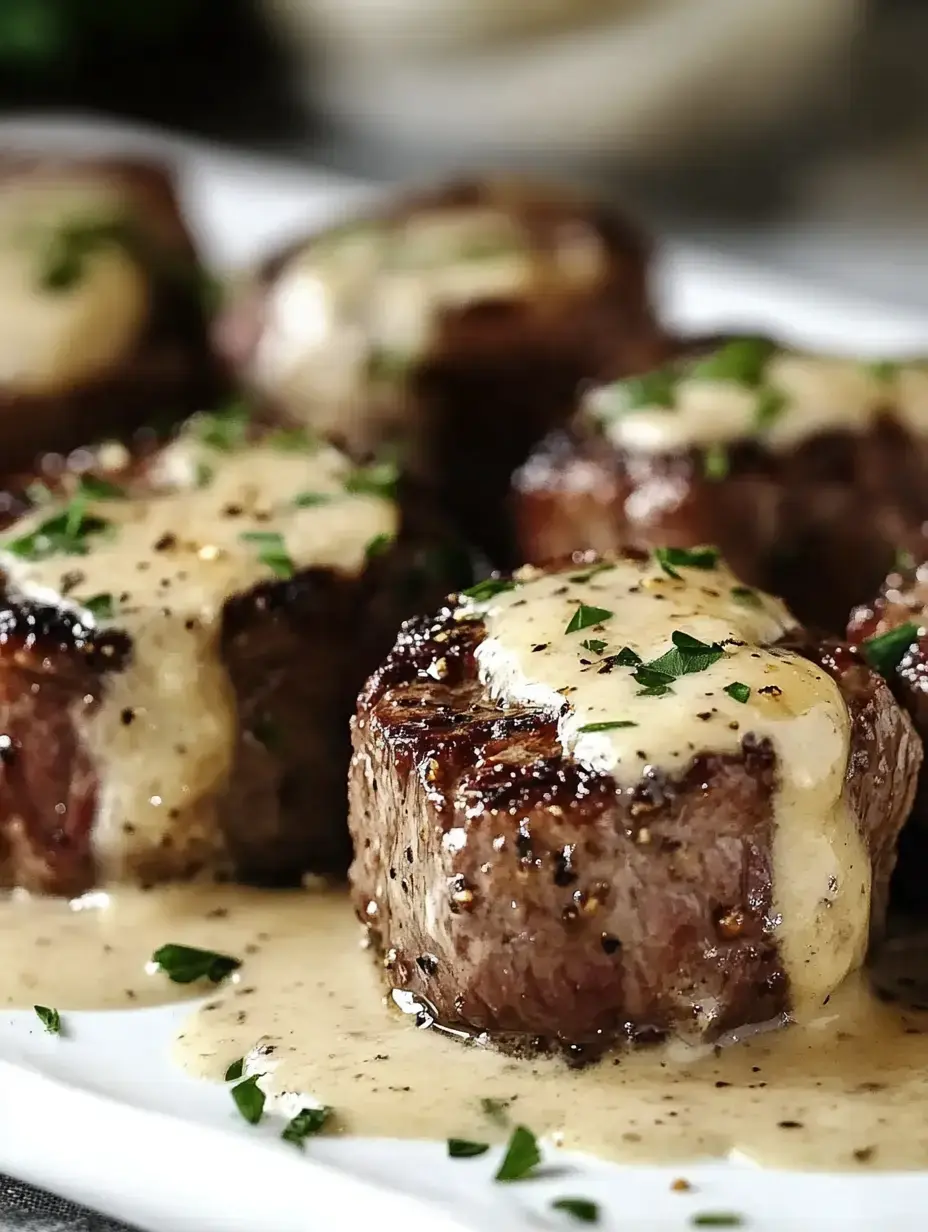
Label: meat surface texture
xmin=513 ymin=342 xmax=928 ymax=632
xmin=0 ymin=155 xmax=217 ymax=470
xmin=0 ymin=411 xmax=452 ymax=894
xmin=349 ymin=550 xmax=920 ymax=1054
xmin=214 ymin=178 xmax=669 ymax=562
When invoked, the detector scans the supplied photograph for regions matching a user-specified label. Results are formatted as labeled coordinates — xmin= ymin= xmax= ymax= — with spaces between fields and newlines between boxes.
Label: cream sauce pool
xmin=4 ymin=884 xmax=928 ymax=1171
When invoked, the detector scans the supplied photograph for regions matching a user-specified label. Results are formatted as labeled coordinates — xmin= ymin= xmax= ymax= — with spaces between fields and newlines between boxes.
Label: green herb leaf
xmin=862 ymin=622 xmax=920 ymax=677
xmin=565 ymin=603 xmax=614 ymax=635
xmin=690 ymin=337 xmax=776 ymax=387
xmin=479 ymin=1097 xmax=510 ymax=1125
xmin=196 ymin=401 xmax=252 ymax=452
xmin=691 ymin=1216 xmax=744 ymax=1228
xmin=239 ymin=530 xmax=294 ymax=580
xmin=495 ymin=1125 xmax=542 ymax=1182
xmin=644 ymin=631 xmax=725 ymax=679
xmin=568 ymin=563 xmax=615 ymax=584
xmin=654 ymin=545 xmax=720 ymax=579
xmin=580 ymin=639 xmax=607 ymax=655
xmin=231 ymin=1074 xmax=265 ymax=1125
xmin=448 ymin=1139 xmax=490 ymax=1159
xmin=364 ymin=532 xmax=395 ymax=562
xmin=612 ymin=368 xmax=677 ymax=412
xmin=345 ymin=459 xmax=399 ymax=501
xmin=82 ymin=593 xmax=114 ymax=621
xmin=39 ymin=216 xmax=139 ymax=291
xmin=631 ymin=665 xmax=676 ymax=695
xmin=463 ymin=577 xmax=516 ymax=602
xmin=607 ymin=646 xmax=642 ymax=667
xmin=34 ymin=1005 xmax=61 ymax=1034
xmin=265 ymin=426 xmax=318 ymax=454
xmin=703 ymin=443 xmax=730 ymax=481
xmin=576 ymin=720 xmax=637 ymax=732
xmin=196 ymin=462 xmax=215 ymax=490
xmin=754 ymin=386 xmax=786 ymax=428
xmin=224 ymin=1058 xmax=244 ymax=1081
xmin=293 ymin=492 xmax=333 ymax=508
xmin=75 ymin=474 xmax=126 ymax=500
xmin=282 ymin=1106 xmax=331 ymax=1145
xmin=731 ymin=585 xmax=761 ymax=607
xmin=150 ymin=943 xmax=241 ymax=985
xmin=552 ymin=1197 xmax=600 ymax=1224
xmin=4 ymin=503 xmax=111 ymax=561
xmin=724 ymin=681 xmax=751 ymax=704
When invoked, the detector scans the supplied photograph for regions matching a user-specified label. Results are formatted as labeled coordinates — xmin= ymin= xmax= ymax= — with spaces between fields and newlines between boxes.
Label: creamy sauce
xmin=464 ymin=556 xmax=863 ymax=1017
xmin=0 ymin=426 xmax=396 ymax=882
xmin=593 ymin=352 xmax=928 ymax=454
xmin=251 ymin=205 xmax=606 ymax=439
xmin=0 ymin=176 xmax=149 ymax=396
xmin=5 ymin=884 xmax=928 ymax=1171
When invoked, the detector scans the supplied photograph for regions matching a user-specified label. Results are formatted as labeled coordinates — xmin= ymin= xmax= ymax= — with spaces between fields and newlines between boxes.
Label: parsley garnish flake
xmin=580 ymin=639 xmax=607 ymax=655
xmin=654 ymin=545 xmax=720 ymax=579
xmin=282 ymin=1106 xmax=331 ymax=1145
xmin=196 ymin=401 xmax=251 ymax=452
xmin=231 ymin=1074 xmax=265 ymax=1125
xmin=34 ymin=1005 xmax=61 ymax=1034
xmin=345 ymin=459 xmax=399 ymax=501
xmin=552 ymin=1197 xmax=600 ymax=1224
xmin=448 ymin=1138 xmax=490 ymax=1158
xmin=151 ymin=943 xmax=241 ymax=985
xmin=577 ymin=720 xmax=637 ymax=732
xmin=565 ymin=603 xmax=614 ymax=635
xmin=703 ymin=444 xmax=730 ymax=481
xmin=731 ymin=585 xmax=761 ymax=607
xmin=690 ymin=337 xmax=776 ymax=387
xmin=495 ymin=1125 xmax=542 ymax=1181
xmin=691 ymin=1216 xmax=744 ymax=1228
xmin=82 ymin=593 xmax=114 ymax=621
xmin=724 ymin=681 xmax=751 ymax=704
xmin=862 ymin=622 xmax=920 ymax=677
xmin=462 ymin=578 xmax=516 ymax=602
xmin=4 ymin=502 xmax=111 ymax=562
xmin=225 ymin=1058 xmax=244 ymax=1081
xmin=239 ymin=530 xmax=294 ymax=580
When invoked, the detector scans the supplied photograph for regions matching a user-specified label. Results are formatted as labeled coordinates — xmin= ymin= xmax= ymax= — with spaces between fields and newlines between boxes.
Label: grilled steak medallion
xmin=0 ymin=156 xmax=216 ymax=469
xmin=514 ymin=341 xmax=928 ymax=631
xmin=349 ymin=550 xmax=920 ymax=1053
xmin=215 ymin=178 xmax=667 ymax=561
xmin=0 ymin=412 xmax=424 ymax=895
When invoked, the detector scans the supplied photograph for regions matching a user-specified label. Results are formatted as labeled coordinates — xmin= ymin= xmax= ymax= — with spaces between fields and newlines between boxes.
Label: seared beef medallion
xmin=215 ymin=178 xmax=669 ymax=561
xmin=0 ymin=156 xmax=217 ymax=469
xmin=514 ymin=341 xmax=928 ymax=632
xmin=0 ymin=409 xmax=447 ymax=895
xmin=349 ymin=549 xmax=920 ymax=1054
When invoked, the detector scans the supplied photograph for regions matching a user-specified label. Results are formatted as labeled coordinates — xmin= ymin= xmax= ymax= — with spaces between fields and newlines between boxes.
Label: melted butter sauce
xmin=5 ymin=885 xmax=928 ymax=1170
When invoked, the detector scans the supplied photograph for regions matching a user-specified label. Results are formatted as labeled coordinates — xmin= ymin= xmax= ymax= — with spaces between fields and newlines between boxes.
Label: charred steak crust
xmin=0 ymin=156 xmax=218 ymax=470
xmin=214 ymin=177 xmax=670 ymax=563
xmin=349 ymin=561 xmax=920 ymax=1054
xmin=0 ymin=420 xmax=457 ymax=895
xmin=513 ymin=348 xmax=928 ymax=633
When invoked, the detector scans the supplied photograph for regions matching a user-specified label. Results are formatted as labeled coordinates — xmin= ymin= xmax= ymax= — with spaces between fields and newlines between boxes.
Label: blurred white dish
xmin=264 ymin=0 xmax=859 ymax=162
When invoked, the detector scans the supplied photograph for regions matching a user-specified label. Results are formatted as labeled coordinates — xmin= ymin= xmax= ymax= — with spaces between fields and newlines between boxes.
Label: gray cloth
xmin=0 ymin=1177 xmax=138 ymax=1232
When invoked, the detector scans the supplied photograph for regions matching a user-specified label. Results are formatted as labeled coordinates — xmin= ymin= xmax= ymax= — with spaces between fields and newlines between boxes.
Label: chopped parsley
xmin=731 ymin=585 xmax=761 ymax=607
xmin=345 ymin=459 xmax=399 ymax=501
xmin=612 ymin=368 xmax=678 ymax=412
xmin=645 ymin=631 xmax=725 ymax=678
xmin=150 ymin=943 xmax=241 ymax=985
xmin=239 ymin=530 xmax=295 ymax=580
xmin=75 ymin=474 xmax=126 ymax=500
xmin=196 ymin=401 xmax=251 ymax=451
xmin=754 ymin=386 xmax=786 ymax=428
xmin=231 ymin=1074 xmax=265 ymax=1125
xmin=580 ymin=639 xmax=607 ymax=655
xmin=365 ymin=532 xmax=395 ymax=562
xmin=654 ymin=545 xmax=719 ymax=579
xmin=495 ymin=1125 xmax=542 ymax=1182
xmin=82 ymin=593 xmax=114 ymax=621
xmin=724 ymin=681 xmax=751 ymax=704
xmin=691 ymin=1216 xmax=744 ymax=1228
xmin=703 ymin=444 xmax=729 ymax=481
xmin=576 ymin=720 xmax=637 ymax=732
xmin=462 ymin=578 xmax=516 ymax=602
xmin=448 ymin=1139 xmax=490 ymax=1159
xmin=4 ymin=501 xmax=111 ymax=561
xmin=690 ymin=337 xmax=776 ymax=387
xmin=293 ymin=492 xmax=333 ymax=508
xmin=34 ymin=1005 xmax=61 ymax=1034
xmin=551 ymin=1197 xmax=600 ymax=1224
xmin=39 ymin=215 xmax=139 ymax=291
xmin=479 ymin=1097 xmax=510 ymax=1125
xmin=265 ymin=426 xmax=318 ymax=453
xmin=607 ymin=646 xmax=642 ymax=667
xmin=631 ymin=665 xmax=676 ymax=697
xmin=568 ymin=562 xmax=615 ymax=583
xmin=862 ymin=622 xmax=919 ymax=677
xmin=224 ymin=1058 xmax=244 ymax=1081
xmin=565 ymin=603 xmax=614 ymax=635
xmin=282 ymin=1106 xmax=331 ymax=1145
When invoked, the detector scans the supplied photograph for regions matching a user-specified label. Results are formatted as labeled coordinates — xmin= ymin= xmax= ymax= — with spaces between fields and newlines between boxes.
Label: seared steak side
xmin=349 ymin=551 xmax=920 ymax=1053
xmin=0 ymin=414 xmax=447 ymax=894
xmin=215 ymin=178 xmax=669 ymax=562
xmin=513 ymin=344 xmax=928 ymax=632
xmin=0 ymin=156 xmax=217 ymax=469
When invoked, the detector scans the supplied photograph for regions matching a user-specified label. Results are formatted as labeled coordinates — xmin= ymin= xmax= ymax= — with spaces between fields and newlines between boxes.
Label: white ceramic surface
xmin=1 ymin=115 xmax=928 ymax=1232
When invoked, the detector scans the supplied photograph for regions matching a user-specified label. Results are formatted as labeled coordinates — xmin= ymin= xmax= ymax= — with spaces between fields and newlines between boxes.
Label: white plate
xmin=1 ymin=114 xmax=928 ymax=1232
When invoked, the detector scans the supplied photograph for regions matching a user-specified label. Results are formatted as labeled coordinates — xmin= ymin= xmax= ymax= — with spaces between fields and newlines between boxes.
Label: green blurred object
xmin=0 ymin=0 xmax=203 ymax=78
